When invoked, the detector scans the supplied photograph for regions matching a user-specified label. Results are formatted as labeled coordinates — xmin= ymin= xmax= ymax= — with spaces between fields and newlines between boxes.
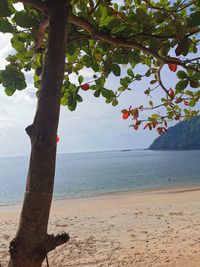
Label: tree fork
xmin=8 ymin=1 xmax=69 ymax=266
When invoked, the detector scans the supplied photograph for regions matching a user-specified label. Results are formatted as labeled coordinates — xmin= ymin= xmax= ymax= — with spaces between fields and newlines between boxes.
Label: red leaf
xmin=169 ymin=88 xmax=175 ymax=98
xmin=122 ymin=112 xmax=130 ymax=120
xmin=168 ymin=63 xmax=177 ymax=72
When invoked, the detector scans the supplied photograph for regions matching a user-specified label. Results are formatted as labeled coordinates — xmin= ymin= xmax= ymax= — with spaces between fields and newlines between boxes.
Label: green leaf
xmin=149 ymin=100 xmax=153 ymax=107
xmin=78 ymin=75 xmax=83 ymax=84
xmin=135 ymin=74 xmax=142 ymax=81
xmin=16 ymin=50 xmax=34 ymax=62
xmin=102 ymin=88 xmax=112 ymax=98
xmin=67 ymin=94 xmax=74 ymax=107
xmin=105 ymin=98 xmax=112 ymax=103
xmin=150 ymin=79 xmax=157 ymax=84
xmin=76 ymin=94 xmax=83 ymax=102
xmin=99 ymin=15 xmax=115 ymax=28
xmin=61 ymin=97 xmax=67 ymax=106
xmin=111 ymin=23 xmax=127 ymax=34
xmin=67 ymin=43 xmax=76 ymax=55
xmin=192 ymin=72 xmax=200 ymax=81
xmin=120 ymin=76 xmax=131 ymax=86
xmin=113 ymin=3 xmax=118 ymax=11
xmin=111 ymin=64 xmax=121 ymax=76
xmin=0 ymin=0 xmax=13 ymax=17
xmin=177 ymin=71 xmax=188 ymax=79
xmin=118 ymin=86 xmax=126 ymax=92
xmin=112 ymin=99 xmax=118 ymax=106
xmin=185 ymin=90 xmax=193 ymax=96
xmin=94 ymin=89 xmax=101 ymax=97
xmin=5 ymin=84 xmax=16 ymax=96
xmin=13 ymin=11 xmax=37 ymax=28
xmin=189 ymin=99 xmax=196 ymax=107
xmin=0 ymin=18 xmax=15 ymax=33
xmin=11 ymin=35 xmax=25 ymax=52
xmin=175 ymin=79 xmax=189 ymax=91
xmin=1 ymin=65 xmax=26 ymax=93
xmin=145 ymin=69 xmax=151 ymax=77
xmin=91 ymin=62 xmax=99 ymax=72
xmin=151 ymin=114 xmax=159 ymax=119
xmin=190 ymin=79 xmax=199 ymax=88
xmin=96 ymin=76 xmax=105 ymax=87
xmin=175 ymin=38 xmax=190 ymax=56
xmin=68 ymin=101 xmax=77 ymax=111
xmin=187 ymin=12 xmax=200 ymax=27
xmin=127 ymin=68 xmax=134 ymax=77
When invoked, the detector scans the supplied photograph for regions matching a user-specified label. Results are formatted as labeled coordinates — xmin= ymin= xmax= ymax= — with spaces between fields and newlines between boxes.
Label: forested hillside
xmin=149 ymin=117 xmax=200 ymax=150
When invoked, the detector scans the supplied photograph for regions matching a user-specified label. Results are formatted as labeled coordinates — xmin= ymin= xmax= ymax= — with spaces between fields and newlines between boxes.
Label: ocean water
xmin=0 ymin=150 xmax=200 ymax=205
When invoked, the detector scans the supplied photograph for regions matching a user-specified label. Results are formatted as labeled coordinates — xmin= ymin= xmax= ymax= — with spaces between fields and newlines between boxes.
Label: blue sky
xmin=0 ymin=3 xmax=185 ymax=157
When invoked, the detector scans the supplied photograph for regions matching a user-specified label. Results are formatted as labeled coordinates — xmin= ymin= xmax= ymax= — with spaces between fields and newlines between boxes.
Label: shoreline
xmin=0 ymin=184 xmax=200 ymax=211
xmin=1 ymin=184 xmax=200 ymax=209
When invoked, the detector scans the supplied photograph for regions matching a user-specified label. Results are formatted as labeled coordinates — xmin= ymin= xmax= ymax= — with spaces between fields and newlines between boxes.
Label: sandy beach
xmin=0 ymin=188 xmax=200 ymax=267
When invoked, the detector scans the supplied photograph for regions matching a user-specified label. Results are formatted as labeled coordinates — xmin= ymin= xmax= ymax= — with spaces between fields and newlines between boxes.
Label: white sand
xmin=0 ymin=188 xmax=200 ymax=266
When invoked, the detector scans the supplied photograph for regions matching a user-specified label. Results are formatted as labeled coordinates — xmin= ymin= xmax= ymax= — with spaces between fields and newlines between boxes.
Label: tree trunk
xmin=8 ymin=1 xmax=69 ymax=266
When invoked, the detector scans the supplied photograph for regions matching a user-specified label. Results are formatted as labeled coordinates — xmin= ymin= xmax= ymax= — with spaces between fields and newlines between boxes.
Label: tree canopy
xmin=0 ymin=0 xmax=200 ymax=134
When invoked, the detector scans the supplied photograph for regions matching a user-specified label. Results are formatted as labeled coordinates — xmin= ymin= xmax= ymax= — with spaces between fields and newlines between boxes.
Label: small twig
xmin=143 ymin=103 xmax=165 ymax=110
xmin=157 ymin=63 xmax=170 ymax=96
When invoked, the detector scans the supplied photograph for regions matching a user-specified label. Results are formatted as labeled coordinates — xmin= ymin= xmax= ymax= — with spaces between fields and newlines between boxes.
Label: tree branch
xmin=129 ymin=27 xmax=199 ymax=40
xmin=128 ymin=32 xmax=176 ymax=40
xmin=13 ymin=0 xmax=48 ymax=13
xmin=68 ymin=13 xmax=165 ymax=62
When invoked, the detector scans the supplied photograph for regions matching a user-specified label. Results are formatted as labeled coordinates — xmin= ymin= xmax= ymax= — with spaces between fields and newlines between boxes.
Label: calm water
xmin=0 ymin=150 xmax=200 ymax=205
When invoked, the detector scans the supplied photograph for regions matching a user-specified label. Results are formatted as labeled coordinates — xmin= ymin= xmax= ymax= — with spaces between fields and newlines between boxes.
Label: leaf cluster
xmin=0 ymin=0 xmax=199 ymax=132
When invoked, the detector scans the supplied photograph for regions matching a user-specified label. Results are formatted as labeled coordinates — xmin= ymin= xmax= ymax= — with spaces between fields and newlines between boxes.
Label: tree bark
xmin=8 ymin=1 xmax=69 ymax=266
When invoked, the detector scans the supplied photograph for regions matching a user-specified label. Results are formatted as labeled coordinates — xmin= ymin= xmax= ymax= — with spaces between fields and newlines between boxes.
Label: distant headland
xmin=149 ymin=116 xmax=200 ymax=150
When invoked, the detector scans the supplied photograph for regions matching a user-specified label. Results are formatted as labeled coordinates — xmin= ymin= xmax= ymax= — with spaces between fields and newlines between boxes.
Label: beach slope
xmin=0 ymin=188 xmax=200 ymax=266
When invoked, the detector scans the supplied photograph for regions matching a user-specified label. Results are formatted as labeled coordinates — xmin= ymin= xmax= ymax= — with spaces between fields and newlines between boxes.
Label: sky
xmin=0 ymin=5 xmax=182 ymax=157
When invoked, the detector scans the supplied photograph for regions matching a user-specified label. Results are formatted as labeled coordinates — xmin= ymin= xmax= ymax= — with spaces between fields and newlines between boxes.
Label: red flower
xmin=122 ymin=112 xmax=130 ymax=120
xmin=56 ymin=136 xmax=60 ymax=143
xmin=184 ymin=100 xmax=189 ymax=106
xmin=80 ymin=83 xmax=90 ymax=91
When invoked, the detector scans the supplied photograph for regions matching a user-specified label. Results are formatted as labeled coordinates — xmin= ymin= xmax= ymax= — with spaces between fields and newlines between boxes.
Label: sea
xmin=0 ymin=149 xmax=200 ymax=205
